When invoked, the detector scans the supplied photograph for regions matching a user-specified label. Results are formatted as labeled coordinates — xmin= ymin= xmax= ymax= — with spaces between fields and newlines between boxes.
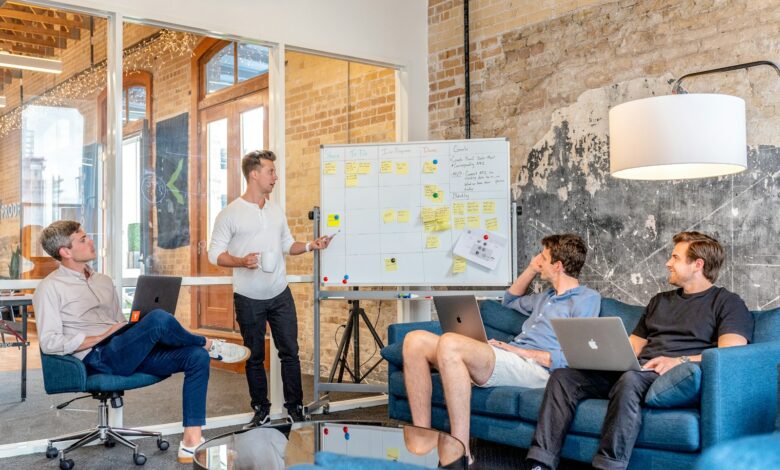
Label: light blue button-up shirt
xmin=502 ymin=286 xmax=601 ymax=370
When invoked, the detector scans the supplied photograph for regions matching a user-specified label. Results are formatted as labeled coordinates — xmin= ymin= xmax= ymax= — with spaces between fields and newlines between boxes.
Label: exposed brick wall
xmin=284 ymin=52 xmax=397 ymax=379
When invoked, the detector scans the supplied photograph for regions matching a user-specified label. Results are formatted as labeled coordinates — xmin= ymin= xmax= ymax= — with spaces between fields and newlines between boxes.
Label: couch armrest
xmin=387 ymin=321 xmax=442 ymax=345
xmin=700 ymin=341 xmax=780 ymax=448
xmin=40 ymin=352 xmax=88 ymax=394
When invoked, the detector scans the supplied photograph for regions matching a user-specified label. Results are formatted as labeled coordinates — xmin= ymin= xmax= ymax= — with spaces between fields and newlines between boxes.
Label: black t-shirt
xmin=632 ymin=286 xmax=754 ymax=363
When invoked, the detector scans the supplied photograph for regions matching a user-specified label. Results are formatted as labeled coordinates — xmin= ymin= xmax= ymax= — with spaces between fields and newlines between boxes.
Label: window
xmin=204 ymin=42 xmax=269 ymax=95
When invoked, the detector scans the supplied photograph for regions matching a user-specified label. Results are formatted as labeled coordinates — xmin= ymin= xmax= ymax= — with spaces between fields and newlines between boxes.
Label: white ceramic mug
xmin=260 ymin=250 xmax=279 ymax=273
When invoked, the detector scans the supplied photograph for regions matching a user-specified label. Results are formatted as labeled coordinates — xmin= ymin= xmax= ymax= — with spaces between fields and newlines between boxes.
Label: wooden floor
xmin=0 ymin=329 xmax=40 ymax=372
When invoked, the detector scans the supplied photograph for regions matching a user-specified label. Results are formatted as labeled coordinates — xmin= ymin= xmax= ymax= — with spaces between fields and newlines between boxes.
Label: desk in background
xmin=0 ymin=294 xmax=32 ymax=401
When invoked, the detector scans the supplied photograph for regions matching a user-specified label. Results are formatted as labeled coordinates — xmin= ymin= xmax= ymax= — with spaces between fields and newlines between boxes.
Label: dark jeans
xmin=234 ymin=287 xmax=302 ymax=410
xmin=83 ymin=309 xmax=210 ymax=427
xmin=527 ymin=368 xmax=659 ymax=470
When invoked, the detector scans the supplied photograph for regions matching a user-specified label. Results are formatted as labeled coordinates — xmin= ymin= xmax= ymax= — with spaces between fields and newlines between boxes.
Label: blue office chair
xmin=41 ymin=352 xmax=170 ymax=469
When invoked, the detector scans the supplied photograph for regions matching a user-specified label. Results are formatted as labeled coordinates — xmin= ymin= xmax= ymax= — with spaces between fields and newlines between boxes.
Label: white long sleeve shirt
xmin=33 ymin=265 xmax=125 ymax=360
xmin=208 ymin=197 xmax=296 ymax=300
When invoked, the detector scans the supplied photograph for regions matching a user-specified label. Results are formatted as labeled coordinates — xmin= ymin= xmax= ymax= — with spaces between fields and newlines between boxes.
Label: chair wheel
xmin=134 ymin=453 xmax=147 ymax=465
xmin=104 ymin=437 xmax=116 ymax=448
xmin=157 ymin=439 xmax=169 ymax=451
xmin=59 ymin=458 xmax=74 ymax=470
xmin=46 ymin=446 xmax=58 ymax=459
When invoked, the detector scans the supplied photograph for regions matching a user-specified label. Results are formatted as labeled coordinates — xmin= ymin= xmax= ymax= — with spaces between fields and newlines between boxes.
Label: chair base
xmin=46 ymin=394 xmax=168 ymax=467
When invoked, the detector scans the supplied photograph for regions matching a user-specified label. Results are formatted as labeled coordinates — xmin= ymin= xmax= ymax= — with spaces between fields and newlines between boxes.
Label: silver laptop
xmin=551 ymin=317 xmax=650 ymax=371
xmin=434 ymin=295 xmax=488 ymax=343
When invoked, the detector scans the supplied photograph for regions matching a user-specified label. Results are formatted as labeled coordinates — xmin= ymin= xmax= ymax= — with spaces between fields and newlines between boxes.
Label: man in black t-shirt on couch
xmin=524 ymin=231 xmax=755 ymax=470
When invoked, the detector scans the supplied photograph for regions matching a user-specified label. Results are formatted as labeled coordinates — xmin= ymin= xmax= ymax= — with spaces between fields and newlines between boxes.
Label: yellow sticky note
xmin=424 ymin=185 xmax=443 ymax=202
xmin=323 ymin=162 xmax=337 ymax=175
xmin=383 ymin=209 xmax=395 ymax=224
xmin=467 ymin=202 xmax=480 ymax=214
xmin=435 ymin=206 xmax=451 ymax=230
xmin=386 ymin=447 xmax=399 ymax=461
xmin=454 ymin=217 xmax=465 ymax=230
xmin=397 ymin=210 xmax=410 ymax=223
xmin=426 ymin=235 xmax=440 ymax=249
xmin=483 ymin=201 xmax=496 ymax=214
xmin=358 ymin=161 xmax=371 ymax=174
xmin=453 ymin=256 xmax=467 ymax=273
xmin=467 ymin=216 xmax=481 ymax=228
xmin=423 ymin=161 xmax=437 ymax=173
xmin=423 ymin=220 xmax=435 ymax=232
xmin=453 ymin=202 xmax=465 ymax=216
xmin=485 ymin=217 xmax=498 ymax=231
xmin=345 ymin=174 xmax=358 ymax=187
xmin=380 ymin=161 xmax=393 ymax=173
xmin=421 ymin=207 xmax=435 ymax=222
xmin=327 ymin=214 xmax=341 ymax=227
xmin=345 ymin=161 xmax=358 ymax=175
xmin=395 ymin=161 xmax=408 ymax=174
xmin=384 ymin=257 xmax=398 ymax=272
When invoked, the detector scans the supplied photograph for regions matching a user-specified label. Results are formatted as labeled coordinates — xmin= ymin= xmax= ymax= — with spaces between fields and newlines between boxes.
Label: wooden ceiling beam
xmin=0 ymin=30 xmax=66 ymax=48
xmin=0 ymin=20 xmax=79 ymax=40
xmin=1 ymin=4 xmax=88 ymax=29
xmin=0 ymin=39 xmax=53 ymax=56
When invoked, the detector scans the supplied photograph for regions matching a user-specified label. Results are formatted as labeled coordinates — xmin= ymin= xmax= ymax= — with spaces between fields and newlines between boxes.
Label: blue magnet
xmin=345 ymin=433 xmax=350 ymax=440
xmin=433 ymin=159 xmax=438 ymax=165
xmin=344 ymin=274 xmax=349 ymax=280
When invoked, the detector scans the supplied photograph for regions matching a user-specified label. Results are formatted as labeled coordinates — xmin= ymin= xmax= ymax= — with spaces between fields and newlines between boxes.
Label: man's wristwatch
xmin=678 ymin=355 xmax=690 ymax=364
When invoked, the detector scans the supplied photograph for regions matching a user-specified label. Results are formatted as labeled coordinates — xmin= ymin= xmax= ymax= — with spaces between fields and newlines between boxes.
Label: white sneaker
xmin=177 ymin=437 xmax=205 ymax=464
xmin=208 ymin=339 xmax=250 ymax=363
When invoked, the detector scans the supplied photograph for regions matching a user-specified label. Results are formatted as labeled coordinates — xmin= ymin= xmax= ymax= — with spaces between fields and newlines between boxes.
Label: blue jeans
xmin=83 ymin=309 xmax=210 ymax=427
xmin=234 ymin=287 xmax=302 ymax=411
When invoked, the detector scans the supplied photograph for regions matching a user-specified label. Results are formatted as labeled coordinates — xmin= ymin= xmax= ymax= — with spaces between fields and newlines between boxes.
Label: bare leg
xmin=436 ymin=332 xmax=496 ymax=458
xmin=403 ymin=330 xmax=442 ymax=428
xmin=182 ymin=426 xmax=202 ymax=447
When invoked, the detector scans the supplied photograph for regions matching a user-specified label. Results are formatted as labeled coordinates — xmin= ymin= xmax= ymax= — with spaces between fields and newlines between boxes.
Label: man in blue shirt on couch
xmin=524 ymin=231 xmax=754 ymax=470
xmin=402 ymin=234 xmax=601 ymax=462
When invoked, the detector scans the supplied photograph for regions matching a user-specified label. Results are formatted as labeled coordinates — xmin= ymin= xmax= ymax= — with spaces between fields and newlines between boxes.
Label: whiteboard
xmin=319 ymin=139 xmax=512 ymax=286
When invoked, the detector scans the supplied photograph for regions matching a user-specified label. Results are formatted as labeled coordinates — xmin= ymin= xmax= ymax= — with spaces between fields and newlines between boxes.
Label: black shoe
xmin=244 ymin=404 xmax=271 ymax=429
xmin=285 ymin=404 xmax=306 ymax=423
xmin=523 ymin=459 xmax=551 ymax=470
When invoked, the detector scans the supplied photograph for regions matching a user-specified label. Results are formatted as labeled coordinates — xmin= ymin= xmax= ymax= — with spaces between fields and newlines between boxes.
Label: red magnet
xmin=324 ymin=428 xmax=329 ymax=435
xmin=342 ymin=279 xmax=348 ymax=284
xmin=343 ymin=426 xmax=349 ymax=433
xmin=323 ymin=276 xmax=329 ymax=282
xmin=483 ymin=234 xmax=489 ymax=240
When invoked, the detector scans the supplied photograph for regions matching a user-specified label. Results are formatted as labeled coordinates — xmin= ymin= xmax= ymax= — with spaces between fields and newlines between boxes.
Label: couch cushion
xmin=381 ymin=341 xmax=404 ymax=369
xmin=479 ymin=300 xmax=527 ymax=341
xmin=599 ymin=298 xmax=643 ymax=333
xmin=645 ymin=363 xmax=702 ymax=408
xmin=752 ymin=307 xmax=780 ymax=343
xmin=388 ymin=371 xmax=525 ymax=418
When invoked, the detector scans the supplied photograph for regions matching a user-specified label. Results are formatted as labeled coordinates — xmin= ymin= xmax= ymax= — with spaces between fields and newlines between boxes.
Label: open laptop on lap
xmin=95 ymin=275 xmax=182 ymax=347
xmin=551 ymin=317 xmax=651 ymax=372
xmin=433 ymin=295 xmax=488 ymax=343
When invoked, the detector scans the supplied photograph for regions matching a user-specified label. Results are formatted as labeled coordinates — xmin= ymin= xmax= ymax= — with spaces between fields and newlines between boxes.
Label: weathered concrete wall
xmin=429 ymin=0 xmax=780 ymax=309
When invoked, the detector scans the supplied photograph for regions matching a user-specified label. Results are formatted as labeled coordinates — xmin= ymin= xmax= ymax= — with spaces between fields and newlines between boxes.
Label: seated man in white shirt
xmin=33 ymin=220 xmax=250 ymax=463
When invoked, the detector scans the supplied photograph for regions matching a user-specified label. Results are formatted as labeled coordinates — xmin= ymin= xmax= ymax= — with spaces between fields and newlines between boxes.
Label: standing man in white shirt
xmin=208 ymin=149 xmax=331 ymax=428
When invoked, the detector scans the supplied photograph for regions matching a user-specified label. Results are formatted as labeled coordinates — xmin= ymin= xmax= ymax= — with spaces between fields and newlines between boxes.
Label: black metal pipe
xmin=464 ymin=0 xmax=471 ymax=139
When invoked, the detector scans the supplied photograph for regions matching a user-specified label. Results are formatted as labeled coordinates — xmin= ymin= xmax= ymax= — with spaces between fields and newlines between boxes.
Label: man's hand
xmin=643 ymin=356 xmax=681 ymax=375
xmin=239 ymin=252 xmax=260 ymax=269
xmin=526 ymin=253 xmax=544 ymax=275
xmin=104 ymin=322 xmax=128 ymax=337
xmin=310 ymin=235 xmax=332 ymax=250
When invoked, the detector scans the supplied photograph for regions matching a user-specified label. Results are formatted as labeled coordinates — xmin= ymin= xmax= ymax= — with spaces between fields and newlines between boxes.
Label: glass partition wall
xmin=0 ymin=0 xmax=401 ymax=445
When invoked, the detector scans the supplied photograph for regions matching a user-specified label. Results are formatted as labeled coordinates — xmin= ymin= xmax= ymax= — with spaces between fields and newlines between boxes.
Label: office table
xmin=0 ymin=294 xmax=32 ymax=401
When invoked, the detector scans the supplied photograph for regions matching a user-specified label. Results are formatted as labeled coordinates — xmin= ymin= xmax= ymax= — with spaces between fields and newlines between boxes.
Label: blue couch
xmin=382 ymin=298 xmax=780 ymax=469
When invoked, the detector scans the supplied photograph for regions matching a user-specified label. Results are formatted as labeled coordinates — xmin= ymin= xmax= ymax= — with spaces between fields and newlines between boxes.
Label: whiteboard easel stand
xmin=305 ymin=204 xmax=519 ymax=415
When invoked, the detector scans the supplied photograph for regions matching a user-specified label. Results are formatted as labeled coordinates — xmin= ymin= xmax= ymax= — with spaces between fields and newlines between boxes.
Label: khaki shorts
xmin=476 ymin=346 xmax=550 ymax=389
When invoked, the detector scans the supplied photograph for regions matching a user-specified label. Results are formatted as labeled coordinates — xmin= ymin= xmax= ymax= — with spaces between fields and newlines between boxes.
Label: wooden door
xmin=194 ymin=91 xmax=268 ymax=330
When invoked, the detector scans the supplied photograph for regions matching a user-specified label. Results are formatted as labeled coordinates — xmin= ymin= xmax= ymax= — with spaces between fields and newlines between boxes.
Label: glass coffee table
xmin=193 ymin=420 xmax=466 ymax=469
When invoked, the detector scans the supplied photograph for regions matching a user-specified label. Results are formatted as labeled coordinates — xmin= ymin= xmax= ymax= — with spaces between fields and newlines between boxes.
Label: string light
xmin=0 ymin=30 xmax=198 ymax=138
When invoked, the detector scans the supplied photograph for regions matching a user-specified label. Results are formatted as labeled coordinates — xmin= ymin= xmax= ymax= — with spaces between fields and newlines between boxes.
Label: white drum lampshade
xmin=609 ymin=94 xmax=747 ymax=180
